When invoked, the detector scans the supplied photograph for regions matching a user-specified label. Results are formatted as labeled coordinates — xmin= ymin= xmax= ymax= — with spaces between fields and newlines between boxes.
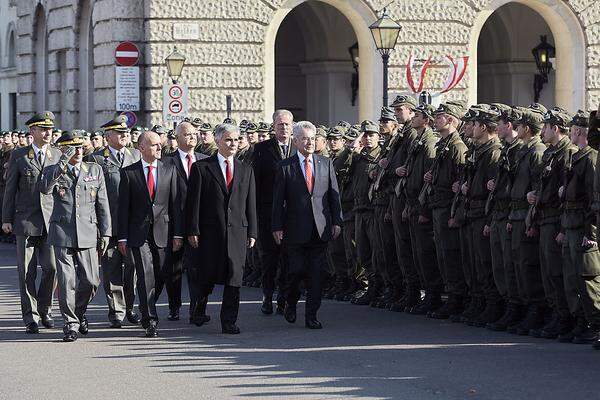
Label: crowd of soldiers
xmin=4 ymin=94 xmax=600 ymax=349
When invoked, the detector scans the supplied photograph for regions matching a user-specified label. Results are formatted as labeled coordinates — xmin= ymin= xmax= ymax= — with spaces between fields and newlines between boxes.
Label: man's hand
xmin=558 ymin=186 xmax=564 ymax=198
xmin=118 ymin=241 xmax=128 ymax=257
xmin=273 ymin=230 xmax=284 ymax=245
xmin=526 ymin=191 xmax=537 ymax=205
xmin=582 ymin=236 xmax=597 ymax=248
xmin=423 ymin=171 xmax=433 ymax=183
xmin=555 ymin=232 xmax=565 ymax=244
xmin=188 ymin=235 xmax=199 ymax=248
xmin=247 ymin=238 xmax=256 ymax=248
xmin=483 ymin=225 xmax=491 ymax=237
xmin=395 ymin=166 xmax=407 ymax=177
xmin=526 ymin=227 xmax=538 ymax=238
xmin=487 ymin=179 xmax=495 ymax=192
xmin=461 ymin=183 xmax=469 ymax=196
xmin=378 ymin=158 xmax=389 ymax=169
xmin=332 ymin=225 xmax=341 ymax=239
xmin=172 ymin=238 xmax=183 ymax=252
xmin=2 ymin=223 xmax=12 ymax=234
xmin=384 ymin=212 xmax=392 ymax=222
xmin=448 ymin=218 xmax=457 ymax=228
xmin=451 ymin=181 xmax=460 ymax=194
xmin=506 ymin=222 xmax=512 ymax=233
xmin=418 ymin=215 xmax=430 ymax=224
xmin=401 ymin=207 xmax=409 ymax=221
xmin=98 ymin=236 xmax=110 ymax=257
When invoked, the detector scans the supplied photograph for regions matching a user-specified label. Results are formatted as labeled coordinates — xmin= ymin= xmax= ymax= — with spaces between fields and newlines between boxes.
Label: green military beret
xmin=570 ymin=110 xmax=589 ymax=128
xmin=519 ymin=110 xmax=545 ymax=130
xmin=245 ymin=122 xmax=258 ymax=133
xmin=167 ymin=130 xmax=177 ymax=140
xmin=461 ymin=104 xmax=490 ymax=122
xmin=199 ymin=122 xmax=213 ymax=132
xmin=327 ymin=126 xmax=345 ymax=139
xmin=390 ymin=94 xmax=417 ymax=110
xmin=490 ymin=103 xmax=512 ymax=115
xmin=223 ymin=117 xmax=237 ymax=125
xmin=379 ymin=106 xmax=397 ymax=122
xmin=528 ymin=103 xmax=548 ymax=115
xmin=90 ymin=130 xmax=103 ymax=139
xmin=360 ymin=120 xmax=379 ymax=134
xmin=499 ymin=107 xmax=523 ymax=124
xmin=543 ymin=107 xmax=572 ymax=130
xmin=434 ymin=102 xmax=465 ymax=120
xmin=191 ymin=117 xmax=203 ymax=128
xmin=474 ymin=108 xmax=501 ymax=124
xmin=101 ymin=115 xmax=129 ymax=132
xmin=343 ymin=127 xmax=360 ymax=141
xmin=26 ymin=111 xmax=55 ymax=129
xmin=415 ymin=103 xmax=436 ymax=120
xmin=56 ymin=130 xmax=85 ymax=147
xmin=316 ymin=127 xmax=328 ymax=138
xmin=337 ymin=121 xmax=351 ymax=130
xmin=130 ymin=126 xmax=143 ymax=134
xmin=257 ymin=122 xmax=270 ymax=133
xmin=151 ymin=125 xmax=168 ymax=135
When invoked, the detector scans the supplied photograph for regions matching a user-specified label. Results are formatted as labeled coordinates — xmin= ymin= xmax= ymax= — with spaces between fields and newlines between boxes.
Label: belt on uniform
xmin=510 ymin=200 xmax=529 ymax=210
xmin=494 ymin=199 xmax=511 ymax=210
xmin=469 ymin=199 xmax=485 ymax=209
xmin=564 ymin=201 xmax=586 ymax=210
xmin=539 ymin=208 xmax=561 ymax=218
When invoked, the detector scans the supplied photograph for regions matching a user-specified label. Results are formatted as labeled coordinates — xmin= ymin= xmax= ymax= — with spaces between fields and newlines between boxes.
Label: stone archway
xmin=469 ymin=0 xmax=586 ymax=111
xmin=264 ymin=0 xmax=379 ymax=122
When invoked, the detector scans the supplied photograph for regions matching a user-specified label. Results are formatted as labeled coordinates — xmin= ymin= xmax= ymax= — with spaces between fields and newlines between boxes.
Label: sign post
xmin=163 ymin=84 xmax=189 ymax=127
xmin=115 ymin=42 xmax=140 ymax=113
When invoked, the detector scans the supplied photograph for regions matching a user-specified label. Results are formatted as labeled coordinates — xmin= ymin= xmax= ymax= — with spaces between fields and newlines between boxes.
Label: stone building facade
xmin=13 ymin=0 xmax=600 ymax=130
xmin=0 ymin=1 xmax=17 ymax=131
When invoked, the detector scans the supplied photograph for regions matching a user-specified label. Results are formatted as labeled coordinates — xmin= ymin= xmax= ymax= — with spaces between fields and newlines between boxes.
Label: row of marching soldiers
xmin=303 ymin=95 xmax=600 ymax=350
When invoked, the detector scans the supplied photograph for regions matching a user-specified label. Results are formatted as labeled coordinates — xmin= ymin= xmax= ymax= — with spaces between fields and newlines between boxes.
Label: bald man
xmin=118 ymin=131 xmax=183 ymax=337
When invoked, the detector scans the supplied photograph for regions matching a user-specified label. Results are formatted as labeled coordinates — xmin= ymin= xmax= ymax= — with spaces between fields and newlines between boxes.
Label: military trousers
xmin=459 ymin=222 xmax=480 ymax=299
xmin=432 ymin=207 xmax=466 ymax=297
xmin=55 ymin=246 xmax=100 ymax=332
xmin=355 ymin=210 xmax=379 ymax=286
xmin=539 ymin=222 xmax=570 ymax=318
xmin=391 ymin=196 xmax=419 ymax=290
xmin=562 ymin=228 xmax=600 ymax=325
xmin=342 ymin=218 xmax=360 ymax=279
xmin=374 ymin=205 xmax=402 ymax=288
xmin=327 ymin=228 xmax=347 ymax=277
xmin=408 ymin=209 xmax=441 ymax=293
xmin=257 ymin=205 xmax=288 ymax=298
xmin=470 ymin=216 xmax=501 ymax=304
xmin=156 ymin=244 xmax=183 ymax=311
xmin=101 ymin=238 xmax=136 ymax=323
xmin=490 ymin=219 xmax=522 ymax=304
xmin=15 ymin=235 xmax=56 ymax=326
xmin=510 ymin=219 xmax=544 ymax=305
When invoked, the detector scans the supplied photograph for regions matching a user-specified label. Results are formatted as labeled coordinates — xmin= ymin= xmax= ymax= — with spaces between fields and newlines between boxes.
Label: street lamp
xmin=165 ymin=46 xmax=186 ymax=84
xmin=348 ymin=42 xmax=359 ymax=106
xmin=532 ymin=35 xmax=555 ymax=102
xmin=369 ymin=8 xmax=402 ymax=106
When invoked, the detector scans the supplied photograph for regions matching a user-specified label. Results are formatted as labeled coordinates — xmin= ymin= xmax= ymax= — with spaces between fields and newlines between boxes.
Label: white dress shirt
xmin=141 ymin=159 xmax=158 ymax=191
xmin=178 ymin=149 xmax=196 ymax=177
xmin=217 ymin=152 xmax=234 ymax=182
xmin=108 ymin=146 xmax=125 ymax=163
xmin=297 ymin=151 xmax=314 ymax=181
xmin=32 ymin=143 xmax=48 ymax=165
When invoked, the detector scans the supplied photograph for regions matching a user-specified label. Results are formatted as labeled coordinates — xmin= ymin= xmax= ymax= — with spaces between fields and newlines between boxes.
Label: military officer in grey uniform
xmin=85 ymin=116 xmax=141 ymax=328
xmin=39 ymin=131 xmax=111 ymax=342
xmin=2 ymin=112 xmax=61 ymax=333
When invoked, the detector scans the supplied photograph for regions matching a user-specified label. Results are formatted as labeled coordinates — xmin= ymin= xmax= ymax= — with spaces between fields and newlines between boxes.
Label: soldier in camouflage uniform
xmin=315 ymin=127 xmax=330 ymax=158
xmin=195 ymin=122 xmax=218 ymax=156
xmin=486 ymin=106 xmax=526 ymax=331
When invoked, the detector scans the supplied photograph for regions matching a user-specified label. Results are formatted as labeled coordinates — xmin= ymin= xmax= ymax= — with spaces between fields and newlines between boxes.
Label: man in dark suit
xmin=272 ymin=121 xmax=343 ymax=329
xmin=162 ymin=121 xmax=208 ymax=323
xmin=85 ymin=116 xmax=141 ymax=328
xmin=252 ymin=110 xmax=295 ymax=315
xmin=186 ymin=123 xmax=257 ymax=334
xmin=118 ymin=130 xmax=183 ymax=337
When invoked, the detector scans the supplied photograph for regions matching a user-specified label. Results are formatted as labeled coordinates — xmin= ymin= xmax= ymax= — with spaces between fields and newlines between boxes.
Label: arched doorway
xmin=32 ymin=4 xmax=48 ymax=113
xmin=469 ymin=0 xmax=585 ymax=111
xmin=265 ymin=0 xmax=379 ymax=123
xmin=274 ymin=1 xmax=358 ymax=124
xmin=477 ymin=3 xmax=555 ymax=106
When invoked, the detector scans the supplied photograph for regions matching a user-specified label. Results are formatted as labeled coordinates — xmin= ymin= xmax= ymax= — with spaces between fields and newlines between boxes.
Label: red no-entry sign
xmin=115 ymin=42 xmax=140 ymax=66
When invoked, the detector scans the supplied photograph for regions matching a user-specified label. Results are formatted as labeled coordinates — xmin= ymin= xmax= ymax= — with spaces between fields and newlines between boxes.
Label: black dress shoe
xmin=276 ymin=304 xmax=285 ymax=315
xmin=167 ymin=308 xmax=180 ymax=321
xmin=41 ymin=315 xmax=54 ymax=329
xmin=305 ymin=318 xmax=323 ymax=329
xmin=145 ymin=325 xmax=158 ymax=338
xmin=261 ymin=296 xmax=273 ymax=315
xmin=126 ymin=311 xmax=141 ymax=325
xmin=63 ymin=330 xmax=78 ymax=342
xmin=78 ymin=317 xmax=89 ymax=335
xmin=110 ymin=320 xmax=123 ymax=328
xmin=284 ymin=304 xmax=296 ymax=323
xmin=222 ymin=323 xmax=241 ymax=334
xmin=25 ymin=322 xmax=39 ymax=334
xmin=192 ymin=314 xmax=211 ymax=327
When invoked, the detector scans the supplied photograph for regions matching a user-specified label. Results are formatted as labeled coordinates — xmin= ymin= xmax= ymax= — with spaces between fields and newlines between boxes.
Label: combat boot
xmin=488 ymin=303 xmax=523 ymax=331
xmin=541 ymin=315 xmax=574 ymax=339
xmin=515 ymin=304 xmax=544 ymax=336
xmin=473 ymin=301 xmax=504 ymax=328
xmin=409 ymin=292 xmax=441 ymax=315
xmin=431 ymin=295 xmax=464 ymax=320
xmin=460 ymin=297 xmax=485 ymax=325
xmin=572 ymin=322 xmax=598 ymax=344
xmin=530 ymin=310 xmax=557 ymax=338
xmin=352 ymin=285 xmax=378 ymax=306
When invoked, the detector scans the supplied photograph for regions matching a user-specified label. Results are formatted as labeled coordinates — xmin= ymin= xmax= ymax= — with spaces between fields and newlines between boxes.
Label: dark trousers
xmin=285 ymin=238 xmax=327 ymax=319
xmin=197 ymin=284 xmax=240 ymax=326
xmin=258 ymin=205 xmax=287 ymax=298
xmin=157 ymin=245 xmax=183 ymax=311
xmin=102 ymin=237 xmax=136 ymax=323
xmin=130 ymin=231 xmax=167 ymax=328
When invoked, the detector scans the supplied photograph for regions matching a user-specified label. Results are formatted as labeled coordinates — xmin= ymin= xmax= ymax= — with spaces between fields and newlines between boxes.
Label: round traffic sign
xmin=168 ymin=85 xmax=183 ymax=99
xmin=169 ymin=100 xmax=183 ymax=114
xmin=115 ymin=42 xmax=140 ymax=66
xmin=120 ymin=111 xmax=137 ymax=128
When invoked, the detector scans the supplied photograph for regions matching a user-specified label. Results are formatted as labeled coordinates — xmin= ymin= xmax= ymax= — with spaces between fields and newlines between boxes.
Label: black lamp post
xmin=532 ymin=35 xmax=555 ymax=102
xmin=348 ymin=42 xmax=359 ymax=106
xmin=369 ymin=8 xmax=402 ymax=107
xmin=165 ymin=46 xmax=186 ymax=85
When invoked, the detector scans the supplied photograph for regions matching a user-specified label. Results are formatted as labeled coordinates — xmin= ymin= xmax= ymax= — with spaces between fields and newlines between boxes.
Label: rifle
xmin=525 ymin=154 xmax=554 ymax=230
xmin=395 ymin=133 xmax=425 ymax=198
xmin=450 ymin=148 xmax=474 ymax=219
xmin=368 ymin=129 xmax=404 ymax=201
xmin=418 ymin=139 xmax=450 ymax=207
xmin=485 ymin=145 xmax=511 ymax=215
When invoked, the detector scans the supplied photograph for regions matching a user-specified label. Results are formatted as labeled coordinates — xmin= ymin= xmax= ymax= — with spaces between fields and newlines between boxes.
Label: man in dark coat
xmin=272 ymin=121 xmax=343 ymax=329
xmin=186 ymin=123 xmax=257 ymax=334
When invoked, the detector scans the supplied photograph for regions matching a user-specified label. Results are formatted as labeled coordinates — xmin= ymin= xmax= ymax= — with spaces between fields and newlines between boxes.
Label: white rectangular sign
xmin=115 ymin=66 xmax=140 ymax=111
xmin=163 ymin=84 xmax=189 ymax=125
xmin=173 ymin=23 xmax=200 ymax=40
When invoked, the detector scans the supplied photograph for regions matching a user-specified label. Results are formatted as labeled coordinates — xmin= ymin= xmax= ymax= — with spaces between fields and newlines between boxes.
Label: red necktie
xmin=147 ymin=165 xmax=155 ymax=200
xmin=225 ymin=159 xmax=233 ymax=190
xmin=304 ymin=158 xmax=313 ymax=194
xmin=186 ymin=154 xmax=193 ymax=178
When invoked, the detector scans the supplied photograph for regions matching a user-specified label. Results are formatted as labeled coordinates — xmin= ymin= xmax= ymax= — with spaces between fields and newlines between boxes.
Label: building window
xmin=7 ymin=29 xmax=15 ymax=68
xmin=9 ymin=93 xmax=16 ymax=130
